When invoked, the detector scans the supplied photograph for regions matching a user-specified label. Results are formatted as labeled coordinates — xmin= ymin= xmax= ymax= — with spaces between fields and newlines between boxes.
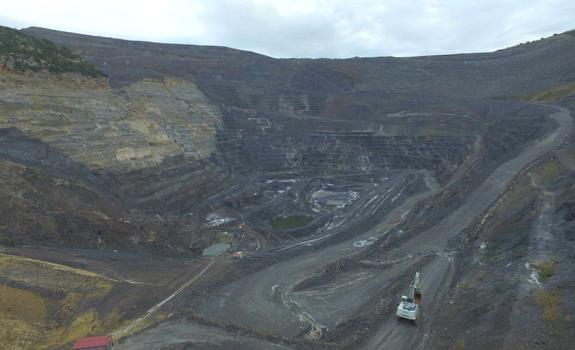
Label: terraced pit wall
xmin=0 ymin=26 xmax=571 ymax=248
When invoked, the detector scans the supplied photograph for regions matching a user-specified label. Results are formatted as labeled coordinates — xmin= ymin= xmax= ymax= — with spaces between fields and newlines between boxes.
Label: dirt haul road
xmin=193 ymin=172 xmax=442 ymax=338
xmin=366 ymin=105 xmax=572 ymax=349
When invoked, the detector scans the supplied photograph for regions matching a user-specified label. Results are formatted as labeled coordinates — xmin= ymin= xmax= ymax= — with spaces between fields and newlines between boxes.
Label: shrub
xmin=0 ymin=25 xmax=105 ymax=77
xmin=533 ymin=259 xmax=557 ymax=281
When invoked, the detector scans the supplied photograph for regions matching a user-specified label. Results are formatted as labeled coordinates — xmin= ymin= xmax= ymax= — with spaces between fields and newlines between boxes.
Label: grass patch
xmin=47 ymin=309 xmax=104 ymax=348
xmin=451 ymin=338 xmax=466 ymax=350
xmin=532 ymin=259 xmax=557 ymax=281
xmin=146 ymin=230 xmax=157 ymax=242
xmin=0 ymin=235 xmax=16 ymax=246
xmin=462 ymin=270 xmax=486 ymax=289
xmin=271 ymin=215 xmax=313 ymax=230
xmin=0 ymin=285 xmax=47 ymax=349
xmin=531 ymin=159 xmax=563 ymax=185
xmin=533 ymin=289 xmax=561 ymax=322
xmin=0 ymin=254 xmax=116 ymax=349
xmin=533 ymin=288 xmax=574 ymax=338
xmin=526 ymin=83 xmax=575 ymax=103
xmin=0 ymin=285 xmax=47 ymax=322
xmin=212 ymin=231 xmax=233 ymax=244
xmin=0 ymin=254 xmax=114 ymax=292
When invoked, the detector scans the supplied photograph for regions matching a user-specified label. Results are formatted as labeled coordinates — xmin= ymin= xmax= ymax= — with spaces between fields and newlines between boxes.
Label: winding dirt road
xmin=366 ymin=105 xmax=572 ymax=349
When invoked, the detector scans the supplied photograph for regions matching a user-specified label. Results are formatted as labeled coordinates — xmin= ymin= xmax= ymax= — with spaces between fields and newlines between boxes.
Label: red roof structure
xmin=72 ymin=335 xmax=113 ymax=349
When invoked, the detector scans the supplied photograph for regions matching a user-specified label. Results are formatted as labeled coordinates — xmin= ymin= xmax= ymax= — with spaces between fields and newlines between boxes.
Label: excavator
xmin=396 ymin=272 xmax=422 ymax=323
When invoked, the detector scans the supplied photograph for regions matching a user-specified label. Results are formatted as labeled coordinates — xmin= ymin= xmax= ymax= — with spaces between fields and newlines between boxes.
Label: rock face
xmin=0 ymin=26 xmax=574 ymax=251
xmin=0 ymin=71 xmax=219 ymax=172
xmin=0 ymin=64 xmax=225 ymax=247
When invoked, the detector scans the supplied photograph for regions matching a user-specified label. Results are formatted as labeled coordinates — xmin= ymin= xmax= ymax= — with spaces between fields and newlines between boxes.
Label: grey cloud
xmin=174 ymin=0 xmax=575 ymax=58
xmin=2 ymin=0 xmax=574 ymax=58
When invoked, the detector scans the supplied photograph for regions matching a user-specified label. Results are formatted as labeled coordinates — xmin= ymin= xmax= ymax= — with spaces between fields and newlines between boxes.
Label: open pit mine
xmin=1 ymin=25 xmax=575 ymax=350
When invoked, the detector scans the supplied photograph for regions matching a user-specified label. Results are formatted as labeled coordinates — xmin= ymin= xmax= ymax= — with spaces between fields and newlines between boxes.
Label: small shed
xmin=72 ymin=335 xmax=113 ymax=350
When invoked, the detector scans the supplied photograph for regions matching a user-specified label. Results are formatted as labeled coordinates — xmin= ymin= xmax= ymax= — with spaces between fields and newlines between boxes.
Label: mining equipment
xmin=396 ymin=272 xmax=422 ymax=322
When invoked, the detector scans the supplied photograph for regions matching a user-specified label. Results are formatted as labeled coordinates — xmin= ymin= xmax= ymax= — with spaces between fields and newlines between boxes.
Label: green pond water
xmin=271 ymin=215 xmax=313 ymax=230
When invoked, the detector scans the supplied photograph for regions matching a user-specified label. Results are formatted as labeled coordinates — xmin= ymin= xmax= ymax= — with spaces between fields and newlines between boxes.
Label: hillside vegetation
xmin=528 ymin=82 xmax=575 ymax=107
xmin=0 ymin=26 xmax=104 ymax=77
xmin=0 ymin=254 xmax=115 ymax=349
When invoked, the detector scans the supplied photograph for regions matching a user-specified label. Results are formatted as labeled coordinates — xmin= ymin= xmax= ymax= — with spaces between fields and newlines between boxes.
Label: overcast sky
xmin=1 ymin=0 xmax=574 ymax=58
